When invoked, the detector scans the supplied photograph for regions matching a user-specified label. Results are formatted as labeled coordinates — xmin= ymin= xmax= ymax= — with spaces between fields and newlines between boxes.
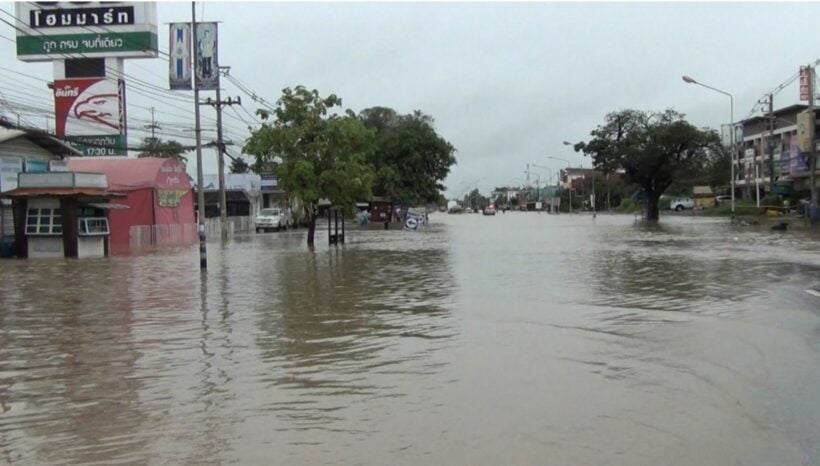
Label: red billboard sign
xmin=54 ymin=78 xmax=123 ymax=137
xmin=799 ymin=66 xmax=811 ymax=101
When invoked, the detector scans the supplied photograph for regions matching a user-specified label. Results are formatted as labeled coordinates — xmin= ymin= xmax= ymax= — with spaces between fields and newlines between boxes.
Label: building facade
xmin=736 ymin=104 xmax=819 ymax=199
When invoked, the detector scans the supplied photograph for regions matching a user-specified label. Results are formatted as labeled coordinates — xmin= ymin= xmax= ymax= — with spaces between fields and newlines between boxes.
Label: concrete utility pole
xmin=192 ymin=1 xmax=206 ymax=269
xmin=591 ymin=171 xmax=596 ymax=218
xmin=810 ymin=65 xmax=818 ymax=210
xmin=206 ymin=68 xmax=240 ymax=241
xmin=146 ymin=107 xmax=160 ymax=141
xmin=767 ymin=94 xmax=775 ymax=197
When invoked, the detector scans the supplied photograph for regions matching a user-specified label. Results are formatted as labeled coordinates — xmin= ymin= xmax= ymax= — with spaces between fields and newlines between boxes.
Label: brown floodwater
xmin=1 ymin=212 xmax=819 ymax=465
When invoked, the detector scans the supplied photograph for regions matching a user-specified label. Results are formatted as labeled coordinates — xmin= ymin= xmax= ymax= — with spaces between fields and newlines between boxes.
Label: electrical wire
xmin=1 ymin=5 xmax=267 ymax=151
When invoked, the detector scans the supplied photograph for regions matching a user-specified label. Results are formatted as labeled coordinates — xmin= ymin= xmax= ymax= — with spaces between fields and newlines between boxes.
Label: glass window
xmin=78 ymin=217 xmax=109 ymax=236
xmin=25 ymin=207 xmax=62 ymax=235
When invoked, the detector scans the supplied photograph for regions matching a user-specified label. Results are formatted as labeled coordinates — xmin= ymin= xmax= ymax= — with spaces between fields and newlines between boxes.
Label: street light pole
xmin=547 ymin=155 xmax=572 ymax=213
xmin=682 ymin=75 xmax=736 ymax=216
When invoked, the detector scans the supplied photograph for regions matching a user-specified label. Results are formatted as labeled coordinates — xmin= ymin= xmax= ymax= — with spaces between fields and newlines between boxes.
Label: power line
xmin=2 ymin=6 xmax=257 ymax=142
xmin=742 ymin=59 xmax=820 ymax=121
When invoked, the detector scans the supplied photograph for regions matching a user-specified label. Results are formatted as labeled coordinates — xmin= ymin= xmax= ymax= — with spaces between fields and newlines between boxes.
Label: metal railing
xmin=129 ymin=223 xmax=198 ymax=250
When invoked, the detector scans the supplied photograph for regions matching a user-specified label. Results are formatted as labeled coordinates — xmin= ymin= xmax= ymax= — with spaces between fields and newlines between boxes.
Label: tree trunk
xmin=645 ymin=193 xmax=660 ymax=221
xmin=307 ymin=213 xmax=316 ymax=247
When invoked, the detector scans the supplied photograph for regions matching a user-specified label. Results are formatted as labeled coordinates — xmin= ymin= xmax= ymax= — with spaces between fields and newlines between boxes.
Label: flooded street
xmin=1 ymin=213 xmax=819 ymax=465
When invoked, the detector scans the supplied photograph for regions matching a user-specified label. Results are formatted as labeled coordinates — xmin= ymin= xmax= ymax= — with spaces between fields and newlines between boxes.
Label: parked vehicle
xmin=714 ymin=195 xmax=732 ymax=206
xmin=255 ymin=208 xmax=292 ymax=232
xmin=670 ymin=197 xmax=694 ymax=211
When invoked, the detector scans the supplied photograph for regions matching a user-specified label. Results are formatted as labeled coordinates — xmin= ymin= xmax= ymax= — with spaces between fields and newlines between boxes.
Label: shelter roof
xmin=66 ymin=157 xmax=187 ymax=191
xmin=0 ymin=127 xmax=82 ymax=156
xmin=1 ymin=187 xmax=109 ymax=197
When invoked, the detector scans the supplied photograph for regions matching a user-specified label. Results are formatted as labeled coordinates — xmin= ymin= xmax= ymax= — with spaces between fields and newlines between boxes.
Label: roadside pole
xmin=810 ymin=65 xmax=818 ymax=212
xmin=768 ymin=94 xmax=775 ymax=198
xmin=592 ymin=173 xmax=596 ymax=218
xmin=215 ymin=77 xmax=227 ymax=241
xmin=204 ymin=69 xmax=240 ymax=241
xmin=192 ymin=2 xmax=206 ymax=269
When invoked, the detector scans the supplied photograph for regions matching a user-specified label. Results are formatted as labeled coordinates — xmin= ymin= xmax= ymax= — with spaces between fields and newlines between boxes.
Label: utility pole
xmin=192 ymin=2 xmax=206 ymax=269
xmin=146 ymin=107 xmax=160 ymax=141
xmin=145 ymin=107 xmax=160 ymax=156
xmin=591 ymin=171 xmax=596 ymax=218
xmin=205 ymin=67 xmax=240 ymax=241
xmin=767 ymin=94 xmax=775 ymax=199
xmin=810 ymin=64 xmax=818 ymax=212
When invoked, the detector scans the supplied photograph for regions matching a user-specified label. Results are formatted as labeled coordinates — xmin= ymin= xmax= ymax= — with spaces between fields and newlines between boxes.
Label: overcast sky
xmin=2 ymin=1 xmax=819 ymax=198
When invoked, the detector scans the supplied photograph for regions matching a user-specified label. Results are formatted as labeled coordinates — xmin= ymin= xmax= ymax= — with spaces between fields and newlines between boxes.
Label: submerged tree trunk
xmin=645 ymin=192 xmax=660 ymax=221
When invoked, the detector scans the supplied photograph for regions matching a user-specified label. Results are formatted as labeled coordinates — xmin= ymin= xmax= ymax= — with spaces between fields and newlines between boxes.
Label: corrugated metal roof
xmin=0 ymin=127 xmax=82 ymax=156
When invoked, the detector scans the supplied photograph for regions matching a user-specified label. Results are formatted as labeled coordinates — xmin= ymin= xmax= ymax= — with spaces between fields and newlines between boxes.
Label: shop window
xmin=78 ymin=217 xmax=109 ymax=236
xmin=26 ymin=208 xmax=62 ymax=235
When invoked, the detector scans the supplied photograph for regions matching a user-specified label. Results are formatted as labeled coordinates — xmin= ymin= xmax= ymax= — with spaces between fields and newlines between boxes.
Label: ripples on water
xmin=0 ymin=213 xmax=818 ymax=465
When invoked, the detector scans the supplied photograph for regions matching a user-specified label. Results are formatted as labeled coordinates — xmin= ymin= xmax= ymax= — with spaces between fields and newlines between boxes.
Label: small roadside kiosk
xmin=3 ymin=171 xmax=120 ymax=259
xmin=67 ymin=157 xmax=196 ymax=253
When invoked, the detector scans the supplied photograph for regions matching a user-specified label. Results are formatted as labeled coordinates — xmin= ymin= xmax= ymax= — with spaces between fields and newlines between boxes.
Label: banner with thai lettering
xmin=54 ymin=78 xmax=127 ymax=156
xmin=169 ymin=23 xmax=191 ymax=90
xmin=797 ymin=110 xmax=814 ymax=153
xmin=14 ymin=2 xmax=158 ymax=62
xmin=194 ymin=22 xmax=219 ymax=90
xmin=800 ymin=67 xmax=811 ymax=101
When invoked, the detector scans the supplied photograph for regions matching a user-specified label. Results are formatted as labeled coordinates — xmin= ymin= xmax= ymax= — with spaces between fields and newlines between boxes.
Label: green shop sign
xmin=16 ymin=31 xmax=157 ymax=59
xmin=66 ymin=135 xmax=127 ymax=157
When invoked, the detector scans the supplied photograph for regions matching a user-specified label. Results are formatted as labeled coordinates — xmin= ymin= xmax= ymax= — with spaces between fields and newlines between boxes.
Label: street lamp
xmin=547 ymin=155 xmax=572 ymax=213
xmin=682 ymin=75 xmax=737 ymax=214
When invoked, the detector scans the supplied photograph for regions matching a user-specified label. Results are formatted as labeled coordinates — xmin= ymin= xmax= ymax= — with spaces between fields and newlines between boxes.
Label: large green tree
xmin=137 ymin=137 xmax=188 ymax=162
xmin=244 ymin=86 xmax=374 ymax=247
xmin=359 ymin=107 xmax=456 ymax=206
xmin=574 ymin=109 xmax=722 ymax=220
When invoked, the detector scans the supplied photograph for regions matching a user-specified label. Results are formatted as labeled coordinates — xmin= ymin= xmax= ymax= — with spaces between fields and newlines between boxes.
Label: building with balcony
xmin=736 ymin=104 xmax=820 ymax=199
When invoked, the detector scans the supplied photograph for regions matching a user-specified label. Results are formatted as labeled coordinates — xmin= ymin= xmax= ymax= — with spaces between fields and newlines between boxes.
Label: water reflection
xmin=0 ymin=258 xmax=149 ymax=465
xmin=1 ymin=214 xmax=818 ymax=465
xmin=251 ymin=242 xmax=457 ymax=432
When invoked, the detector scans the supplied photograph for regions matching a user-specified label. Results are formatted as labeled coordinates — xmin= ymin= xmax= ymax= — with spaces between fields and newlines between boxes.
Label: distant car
xmin=483 ymin=206 xmax=496 ymax=216
xmin=670 ymin=197 xmax=694 ymax=211
xmin=715 ymin=195 xmax=732 ymax=206
xmin=255 ymin=207 xmax=291 ymax=232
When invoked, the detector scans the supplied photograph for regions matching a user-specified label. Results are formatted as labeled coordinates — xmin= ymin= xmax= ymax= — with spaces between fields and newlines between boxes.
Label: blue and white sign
xmin=404 ymin=209 xmax=427 ymax=231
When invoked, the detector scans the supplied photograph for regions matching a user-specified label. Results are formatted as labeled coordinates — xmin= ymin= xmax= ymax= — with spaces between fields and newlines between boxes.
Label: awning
xmin=85 ymin=203 xmax=130 ymax=210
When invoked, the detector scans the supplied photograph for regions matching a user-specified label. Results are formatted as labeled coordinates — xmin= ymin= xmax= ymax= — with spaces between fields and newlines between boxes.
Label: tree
xmin=359 ymin=107 xmax=457 ymax=206
xmin=462 ymin=188 xmax=488 ymax=210
xmin=229 ymin=156 xmax=250 ymax=174
xmin=137 ymin=137 xmax=188 ymax=162
xmin=574 ymin=109 xmax=722 ymax=220
xmin=243 ymin=86 xmax=375 ymax=247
